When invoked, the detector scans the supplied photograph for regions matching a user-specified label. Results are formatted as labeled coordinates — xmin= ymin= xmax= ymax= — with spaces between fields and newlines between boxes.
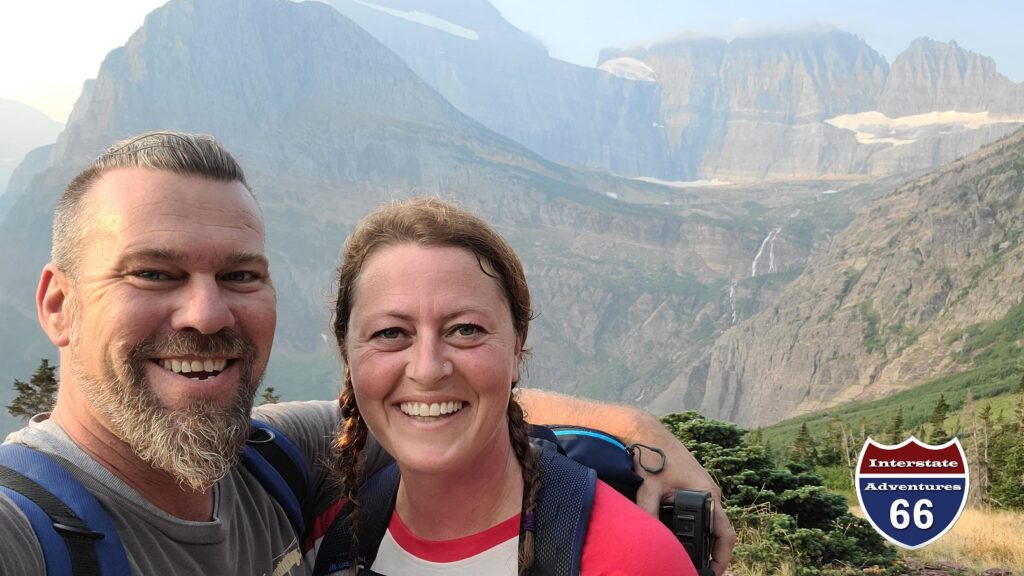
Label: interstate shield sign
xmin=855 ymin=436 xmax=969 ymax=550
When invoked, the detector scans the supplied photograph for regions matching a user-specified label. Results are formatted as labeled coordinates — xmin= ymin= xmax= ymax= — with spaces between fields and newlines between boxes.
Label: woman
xmin=323 ymin=198 xmax=695 ymax=575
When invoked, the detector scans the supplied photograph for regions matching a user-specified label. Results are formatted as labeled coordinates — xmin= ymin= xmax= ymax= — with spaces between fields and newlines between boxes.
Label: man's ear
xmin=37 ymin=263 xmax=72 ymax=347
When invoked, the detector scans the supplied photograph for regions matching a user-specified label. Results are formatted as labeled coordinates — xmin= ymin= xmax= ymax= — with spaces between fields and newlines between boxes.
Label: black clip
xmin=627 ymin=442 xmax=666 ymax=474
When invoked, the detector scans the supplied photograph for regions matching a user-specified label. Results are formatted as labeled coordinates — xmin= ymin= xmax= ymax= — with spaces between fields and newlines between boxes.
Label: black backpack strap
xmin=312 ymin=462 xmax=400 ymax=576
xmin=243 ymin=418 xmax=313 ymax=538
xmin=0 ymin=443 xmax=131 ymax=576
xmin=528 ymin=440 xmax=598 ymax=576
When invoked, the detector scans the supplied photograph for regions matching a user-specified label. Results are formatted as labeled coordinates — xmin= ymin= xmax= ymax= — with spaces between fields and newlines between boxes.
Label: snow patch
xmin=632 ymin=176 xmax=732 ymax=188
xmin=605 ymin=191 xmax=619 ymax=199
xmin=825 ymin=110 xmax=1024 ymax=147
xmin=599 ymin=57 xmax=657 ymax=82
xmin=350 ymin=0 xmax=480 ymax=40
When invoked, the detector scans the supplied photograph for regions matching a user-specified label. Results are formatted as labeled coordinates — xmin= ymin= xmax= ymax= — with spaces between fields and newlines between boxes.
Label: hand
xmin=633 ymin=438 xmax=735 ymax=576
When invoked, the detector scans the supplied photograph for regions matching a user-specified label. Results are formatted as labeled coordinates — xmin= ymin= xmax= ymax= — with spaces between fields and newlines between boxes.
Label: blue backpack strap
xmin=544 ymin=425 xmax=644 ymax=502
xmin=311 ymin=462 xmax=399 ymax=576
xmin=529 ymin=440 xmax=597 ymax=576
xmin=242 ymin=419 xmax=312 ymax=538
xmin=0 ymin=443 xmax=131 ymax=576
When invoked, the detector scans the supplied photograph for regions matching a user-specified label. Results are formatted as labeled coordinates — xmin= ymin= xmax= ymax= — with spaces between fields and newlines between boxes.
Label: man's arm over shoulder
xmin=0 ymin=492 xmax=47 ymax=574
xmin=581 ymin=482 xmax=696 ymax=576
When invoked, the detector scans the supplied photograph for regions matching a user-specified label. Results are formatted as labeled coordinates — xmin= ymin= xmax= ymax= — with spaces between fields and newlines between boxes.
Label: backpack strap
xmin=242 ymin=418 xmax=313 ymax=539
xmin=528 ymin=441 xmax=597 ymax=576
xmin=545 ymin=425 xmax=644 ymax=502
xmin=311 ymin=462 xmax=399 ymax=576
xmin=0 ymin=443 xmax=131 ymax=576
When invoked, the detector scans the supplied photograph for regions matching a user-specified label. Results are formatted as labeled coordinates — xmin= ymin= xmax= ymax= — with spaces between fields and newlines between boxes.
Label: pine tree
xmin=259 ymin=386 xmax=281 ymax=405
xmin=989 ymin=382 xmax=1024 ymax=509
xmin=818 ymin=415 xmax=845 ymax=466
xmin=887 ymin=406 xmax=905 ymax=444
xmin=7 ymin=359 xmax=59 ymax=419
xmin=791 ymin=422 xmax=817 ymax=467
xmin=929 ymin=393 xmax=951 ymax=444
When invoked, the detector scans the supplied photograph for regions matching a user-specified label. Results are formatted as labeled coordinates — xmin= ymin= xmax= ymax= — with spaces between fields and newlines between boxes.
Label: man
xmin=0 ymin=132 xmax=734 ymax=574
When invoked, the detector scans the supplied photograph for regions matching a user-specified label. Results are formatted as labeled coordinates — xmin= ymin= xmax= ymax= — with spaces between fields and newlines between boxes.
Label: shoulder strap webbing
xmin=0 ymin=443 xmax=131 ymax=576
xmin=242 ymin=418 xmax=313 ymax=538
xmin=529 ymin=441 xmax=597 ymax=576
xmin=311 ymin=462 xmax=399 ymax=576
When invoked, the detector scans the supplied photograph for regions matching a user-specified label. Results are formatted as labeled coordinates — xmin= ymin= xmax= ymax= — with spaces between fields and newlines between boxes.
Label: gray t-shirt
xmin=0 ymin=400 xmax=386 ymax=575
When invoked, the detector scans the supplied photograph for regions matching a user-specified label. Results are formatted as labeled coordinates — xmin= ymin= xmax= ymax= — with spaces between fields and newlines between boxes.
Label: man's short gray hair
xmin=52 ymin=131 xmax=251 ymax=277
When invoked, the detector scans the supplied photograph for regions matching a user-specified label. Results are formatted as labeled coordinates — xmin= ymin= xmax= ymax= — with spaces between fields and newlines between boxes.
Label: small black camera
xmin=659 ymin=489 xmax=714 ymax=574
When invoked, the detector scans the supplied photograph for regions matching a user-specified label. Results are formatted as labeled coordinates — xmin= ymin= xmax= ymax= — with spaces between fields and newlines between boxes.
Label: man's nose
xmin=172 ymin=277 xmax=236 ymax=334
xmin=406 ymin=336 xmax=452 ymax=387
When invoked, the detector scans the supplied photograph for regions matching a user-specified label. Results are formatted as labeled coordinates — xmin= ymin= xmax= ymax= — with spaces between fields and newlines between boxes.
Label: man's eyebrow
xmin=117 ymin=247 xmax=269 ymax=268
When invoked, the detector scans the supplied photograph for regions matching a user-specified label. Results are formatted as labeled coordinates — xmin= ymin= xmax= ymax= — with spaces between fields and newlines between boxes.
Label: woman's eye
xmin=454 ymin=324 xmax=482 ymax=337
xmin=374 ymin=327 xmax=402 ymax=340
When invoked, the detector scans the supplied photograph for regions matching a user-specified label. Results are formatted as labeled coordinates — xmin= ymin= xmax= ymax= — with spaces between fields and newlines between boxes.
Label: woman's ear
xmin=512 ymin=337 xmax=523 ymax=384
xmin=37 ymin=263 xmax=73 ymax=347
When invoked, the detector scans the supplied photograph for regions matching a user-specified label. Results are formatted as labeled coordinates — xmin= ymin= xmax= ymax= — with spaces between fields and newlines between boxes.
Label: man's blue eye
xmin=136 ymin=271 xmax=168 ymax=281
xmin=455 ymin=324 xmax=480 ymax=336
xmin=376 ymin=328 xmax=401 ymax=339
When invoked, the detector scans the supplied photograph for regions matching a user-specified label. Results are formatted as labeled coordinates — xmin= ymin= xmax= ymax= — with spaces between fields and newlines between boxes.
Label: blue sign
xmin=855 ymin=436 xmax=969 ymax=550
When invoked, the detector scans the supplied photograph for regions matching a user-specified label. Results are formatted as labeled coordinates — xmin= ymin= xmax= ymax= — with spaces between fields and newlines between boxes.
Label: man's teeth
xmin=159 ymin=358 xmax=228 ymax=374
xmin=400 ymin=401 xmax=464 ymax=417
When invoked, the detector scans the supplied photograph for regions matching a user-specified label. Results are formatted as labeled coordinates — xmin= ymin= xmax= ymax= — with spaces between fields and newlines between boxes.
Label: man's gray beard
xmin=72 ymin=330 xmax=259 ymax=492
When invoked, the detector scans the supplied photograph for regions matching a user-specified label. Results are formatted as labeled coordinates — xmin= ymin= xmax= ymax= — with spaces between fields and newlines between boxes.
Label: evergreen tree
xmin=791 ymin=422 xmax=817 ymax=467
xmin=929 ymin=393 xmax=951 ymax=444
xmin=259 ymin=386 xmax=281 ymax=405
xmin=818 ymin=415 xmax=844 ymax=466
xmin=7 ymin=359 xmax=59 ymax=419
xmin=989 ymin=380 xmax=1024 ymax=509
xmin=887 ymin=405 xmax=905 ymax=444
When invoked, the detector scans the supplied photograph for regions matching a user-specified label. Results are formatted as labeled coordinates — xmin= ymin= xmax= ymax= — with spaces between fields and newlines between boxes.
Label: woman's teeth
xmin=400 ymin=401 xmax=464 ymax=418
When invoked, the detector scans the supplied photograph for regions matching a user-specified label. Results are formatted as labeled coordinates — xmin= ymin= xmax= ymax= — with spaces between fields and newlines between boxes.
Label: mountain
xmin=0 ymin=98 xmax=63 ymax=206
xmin=657 ymin=126 xmax=1024 ymax=426
xmin=1 ymin=0 xmax=824 ymax=433
xmin=304 ymin=4 xmax=1024 ymax=183
xmin=600 ymin=31 xmax=1024 ymax=181
xmin=325 ymin=0 xmax=673 ymax=178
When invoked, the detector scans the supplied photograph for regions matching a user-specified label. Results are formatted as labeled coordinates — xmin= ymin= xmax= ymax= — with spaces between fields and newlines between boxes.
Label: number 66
xmin=890 ymin=498 xmax=933 ymax=529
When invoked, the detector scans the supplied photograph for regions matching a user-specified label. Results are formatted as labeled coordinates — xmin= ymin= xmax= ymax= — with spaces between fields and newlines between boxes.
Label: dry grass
xmin=852 ymin=505 xmax=1024 ymax=573
xmin=906 ymin=507 xmax=1024 ymax=572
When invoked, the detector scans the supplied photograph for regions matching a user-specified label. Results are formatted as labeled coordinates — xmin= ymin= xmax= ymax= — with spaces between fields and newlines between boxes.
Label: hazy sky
xmin=2 ymin=0 xmax=1021 ymax=123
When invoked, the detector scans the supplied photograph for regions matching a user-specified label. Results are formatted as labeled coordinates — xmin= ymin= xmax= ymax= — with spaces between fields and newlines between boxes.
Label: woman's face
xmin=345 ymin=243 xmax=522 ymax=476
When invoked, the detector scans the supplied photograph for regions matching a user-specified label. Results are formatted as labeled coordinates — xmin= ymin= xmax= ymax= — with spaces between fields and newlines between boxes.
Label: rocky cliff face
xmin=599 ymin=32 xmax=1024 ymax=182
xmin=657 ymin=127 xmax=1024 ymax=426
xmin=879 ymin=38 xmax=1024 ymax=116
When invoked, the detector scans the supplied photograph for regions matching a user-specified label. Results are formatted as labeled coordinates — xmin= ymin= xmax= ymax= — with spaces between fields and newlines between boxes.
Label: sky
xmin=2 ymin=0 xmax=1021 ymax=123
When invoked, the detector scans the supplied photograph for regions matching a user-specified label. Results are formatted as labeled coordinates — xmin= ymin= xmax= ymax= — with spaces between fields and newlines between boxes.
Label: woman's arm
xmin=518 ymin=389 xmax=736 ymax=576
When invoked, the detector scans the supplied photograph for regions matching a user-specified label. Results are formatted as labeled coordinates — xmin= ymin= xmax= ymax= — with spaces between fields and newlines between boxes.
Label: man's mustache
xmin=130 ymin=329 xmax=257 ymax=365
